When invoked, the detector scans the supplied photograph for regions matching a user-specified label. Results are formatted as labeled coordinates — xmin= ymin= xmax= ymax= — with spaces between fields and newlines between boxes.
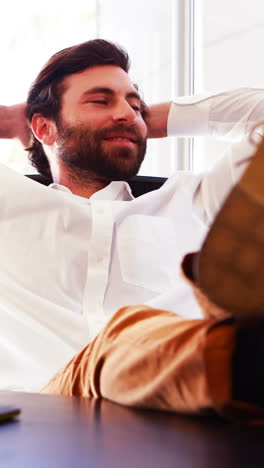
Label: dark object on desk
xmin=0 ymin=405 xmax=21 ymax=422
xmin=25 ymin=174 xmax=167 ymax=197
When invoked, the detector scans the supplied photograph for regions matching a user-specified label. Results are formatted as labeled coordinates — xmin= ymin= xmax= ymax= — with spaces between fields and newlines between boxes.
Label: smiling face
xmin=55 ymin=65 xmax=147 ymax=181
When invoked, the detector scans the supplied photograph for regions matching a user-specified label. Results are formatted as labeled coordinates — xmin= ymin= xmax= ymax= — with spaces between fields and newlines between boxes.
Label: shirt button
xmin=96 ymin=254 xmax=105 ymax=263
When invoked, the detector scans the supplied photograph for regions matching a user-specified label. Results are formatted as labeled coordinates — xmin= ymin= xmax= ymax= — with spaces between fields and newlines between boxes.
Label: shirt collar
xmin=49 ymin=180 xmax=134 ymax=201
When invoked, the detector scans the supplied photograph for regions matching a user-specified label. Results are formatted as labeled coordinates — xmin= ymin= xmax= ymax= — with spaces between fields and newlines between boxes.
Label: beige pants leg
xmin=42 ymin=304 xmax=236 ymax=415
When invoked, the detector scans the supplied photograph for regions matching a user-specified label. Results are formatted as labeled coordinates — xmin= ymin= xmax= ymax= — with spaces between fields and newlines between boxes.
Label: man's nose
xmin=112 ymin=101 xmax=136 ymax=123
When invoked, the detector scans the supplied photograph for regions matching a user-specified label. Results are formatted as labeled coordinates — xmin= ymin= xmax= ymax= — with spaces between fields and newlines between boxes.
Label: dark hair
xmin=25 ymin=39 xmax=131 ymax=178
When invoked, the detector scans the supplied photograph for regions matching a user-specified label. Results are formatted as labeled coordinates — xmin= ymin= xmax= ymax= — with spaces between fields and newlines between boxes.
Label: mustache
xmin=57 ymin=122 xmax=146 ymax=147
xmin=99 ymin=124 xmax=145 ymax=143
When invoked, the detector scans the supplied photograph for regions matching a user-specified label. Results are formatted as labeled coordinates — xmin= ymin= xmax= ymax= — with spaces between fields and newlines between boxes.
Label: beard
xmin=56 ymin=121 xmax=147 ymax=182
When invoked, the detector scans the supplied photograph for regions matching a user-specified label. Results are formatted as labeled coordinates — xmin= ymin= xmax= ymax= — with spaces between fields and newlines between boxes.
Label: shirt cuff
xmin=167 ymin=99 xmax=210 ymax=137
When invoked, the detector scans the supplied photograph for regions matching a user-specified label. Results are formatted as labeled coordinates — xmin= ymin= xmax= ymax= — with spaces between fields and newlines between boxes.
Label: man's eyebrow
xmin=126 ymin=91 xmax=142 ymax=101
xmin=81 ymin=87 xmax=114 ymax=98
xmin=80 ymin=87 xmax=142 ymax=101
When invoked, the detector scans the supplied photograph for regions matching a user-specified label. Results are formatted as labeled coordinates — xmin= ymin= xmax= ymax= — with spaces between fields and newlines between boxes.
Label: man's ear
xmin=31 ymin=113 xmax=57 ymax=145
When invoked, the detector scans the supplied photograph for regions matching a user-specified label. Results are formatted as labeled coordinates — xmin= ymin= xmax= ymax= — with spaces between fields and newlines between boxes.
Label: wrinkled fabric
xmin=42 ymin=304 xmax=231 ymax=413
xmin=42 ymin=261 xmax=264 ymax=424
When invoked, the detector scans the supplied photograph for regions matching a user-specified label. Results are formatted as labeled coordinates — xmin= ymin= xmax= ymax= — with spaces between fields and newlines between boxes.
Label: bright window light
xmin=193 ymin=0 xmax=264 ymax=172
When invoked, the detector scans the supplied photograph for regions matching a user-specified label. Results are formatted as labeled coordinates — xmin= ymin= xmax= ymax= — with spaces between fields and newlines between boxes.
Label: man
xmin=1 ymin=39 xmax=264 ymax=423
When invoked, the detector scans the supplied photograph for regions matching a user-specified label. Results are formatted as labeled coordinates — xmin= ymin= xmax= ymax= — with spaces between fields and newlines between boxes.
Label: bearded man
xmin=1 ymin=39 xmax=264 ymax=423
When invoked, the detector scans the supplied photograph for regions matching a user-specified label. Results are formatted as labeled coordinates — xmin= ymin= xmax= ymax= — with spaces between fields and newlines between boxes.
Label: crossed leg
xmin=42 ymin=302 xmax=237 ymax=416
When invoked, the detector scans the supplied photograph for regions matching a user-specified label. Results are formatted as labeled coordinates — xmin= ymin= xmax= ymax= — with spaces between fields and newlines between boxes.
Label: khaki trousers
xmin=41 ymin=272 xmax=264 ymax=423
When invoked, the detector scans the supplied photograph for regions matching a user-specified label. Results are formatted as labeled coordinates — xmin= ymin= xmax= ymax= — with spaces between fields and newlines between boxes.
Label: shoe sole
xmin=195 ymin=136 xmax=264 ymax=316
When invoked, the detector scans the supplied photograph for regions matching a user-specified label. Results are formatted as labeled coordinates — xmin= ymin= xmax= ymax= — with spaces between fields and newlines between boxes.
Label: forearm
xmin=0 ymin=105 xmax=15 ymax=139
xmin=0 ymin=103 xmax=31 ymax=147
xmin=145 ymin=102 xmax=171 ymax=138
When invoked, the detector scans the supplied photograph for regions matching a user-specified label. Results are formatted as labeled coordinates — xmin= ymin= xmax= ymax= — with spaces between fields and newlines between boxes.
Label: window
xmin=193 ymin=0 xmax=264 ymax=172
xmin=0 ymin=0 xmax=195 ymax=177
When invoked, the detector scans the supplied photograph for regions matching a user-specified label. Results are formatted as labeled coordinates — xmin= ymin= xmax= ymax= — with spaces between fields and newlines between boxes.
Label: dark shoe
xmin=194 ymin=134 xmax=264 ymax=316
xmin=233 ymin=317 xmax=264 ymax=408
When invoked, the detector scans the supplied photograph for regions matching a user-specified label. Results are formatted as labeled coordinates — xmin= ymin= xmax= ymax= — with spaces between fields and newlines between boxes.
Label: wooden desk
xmin=0 ymin=391 xmax=263 ymax=468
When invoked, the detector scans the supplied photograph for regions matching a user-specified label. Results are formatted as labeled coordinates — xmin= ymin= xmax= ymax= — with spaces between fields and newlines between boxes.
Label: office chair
xmin=25 ymin=174 xmax=167 ymax=198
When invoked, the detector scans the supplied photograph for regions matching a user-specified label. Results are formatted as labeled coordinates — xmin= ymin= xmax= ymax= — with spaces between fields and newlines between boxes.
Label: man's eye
xmin=132 ymin=105 xmax=141 ymax=112
xmin=91 ymin=100 xmax=107 ymax=104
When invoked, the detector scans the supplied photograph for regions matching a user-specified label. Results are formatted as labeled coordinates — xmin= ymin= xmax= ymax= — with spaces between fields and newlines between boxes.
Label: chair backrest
xmin=25 ymin=174 xmax=167 ymax=198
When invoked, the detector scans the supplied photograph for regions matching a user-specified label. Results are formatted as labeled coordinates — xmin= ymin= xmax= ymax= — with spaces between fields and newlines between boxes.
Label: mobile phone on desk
xmin=0 ymin=405 xmax=21 ymax=422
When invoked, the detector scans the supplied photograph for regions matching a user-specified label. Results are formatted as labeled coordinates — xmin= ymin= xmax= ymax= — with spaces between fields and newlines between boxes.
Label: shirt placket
xmin=83 ymin=200 xmax=113 ymax=337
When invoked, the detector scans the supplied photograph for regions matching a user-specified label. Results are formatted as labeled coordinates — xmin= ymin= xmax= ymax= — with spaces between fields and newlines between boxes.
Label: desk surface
xmin=0 ymin=391 xmax=264 ymax=468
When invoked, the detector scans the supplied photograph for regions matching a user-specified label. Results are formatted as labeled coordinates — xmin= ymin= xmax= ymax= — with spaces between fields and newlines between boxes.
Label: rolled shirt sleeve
xmin=167 ymin=88 xmax=264 ymax=224
xmin=167 ymin=88 xmax=264 ymax=141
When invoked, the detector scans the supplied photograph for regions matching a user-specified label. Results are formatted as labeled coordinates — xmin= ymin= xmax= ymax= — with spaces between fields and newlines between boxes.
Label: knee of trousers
xmin=96 ymin=306 xmax=233 ymax=413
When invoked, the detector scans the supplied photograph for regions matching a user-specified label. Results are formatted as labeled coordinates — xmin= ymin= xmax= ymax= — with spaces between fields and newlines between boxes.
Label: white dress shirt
xmin=0 ymin=88 xmax=264 ymax=392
